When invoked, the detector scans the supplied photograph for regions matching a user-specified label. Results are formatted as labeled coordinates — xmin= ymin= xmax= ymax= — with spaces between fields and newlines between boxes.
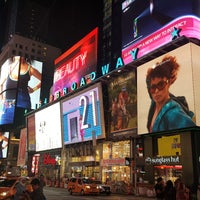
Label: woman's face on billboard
xmin=149 ymin=77 xmax=170 ymax=104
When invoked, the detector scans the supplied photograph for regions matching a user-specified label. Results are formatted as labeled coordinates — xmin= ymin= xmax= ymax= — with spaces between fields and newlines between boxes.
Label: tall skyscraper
xmin=0 ymin=0 xmax=52 ymax=50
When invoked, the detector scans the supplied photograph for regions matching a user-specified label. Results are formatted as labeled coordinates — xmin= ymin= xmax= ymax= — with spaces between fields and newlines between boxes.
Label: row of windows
xmin=15 ymin=43 xmax=46 ymax=55
xmin=11 ymin=49 xmax=41 ymax=61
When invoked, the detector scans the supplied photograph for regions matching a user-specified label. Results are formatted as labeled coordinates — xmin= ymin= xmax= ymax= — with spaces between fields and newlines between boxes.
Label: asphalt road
xmin=43 ymin=186 xmax=154 ymax=200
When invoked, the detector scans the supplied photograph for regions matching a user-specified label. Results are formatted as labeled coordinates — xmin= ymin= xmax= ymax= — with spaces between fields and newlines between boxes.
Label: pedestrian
xmin=154 ymin=177 xmax=165 ymax=200
xmin=176 ymin=180 xmax=189 ymax=200
xmin=164 ymin=179 xmax=176 ymax=200
xmin=39 ymin=174 xmax=46 ymax=192
xmin=30 ymin=178 xmax=46 ymax=200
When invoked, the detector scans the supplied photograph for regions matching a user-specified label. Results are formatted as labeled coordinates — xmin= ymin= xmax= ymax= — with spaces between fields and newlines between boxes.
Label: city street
xmin=43 ymin=186 xmax=154 ymax=200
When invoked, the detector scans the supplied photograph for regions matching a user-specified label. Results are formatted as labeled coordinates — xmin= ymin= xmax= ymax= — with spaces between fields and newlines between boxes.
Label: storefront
xmin=30 ymin=149 xmax=62 ymax=186
xmin=142 ymin=130 xmax=200 ymax=187
xmin=63 ymin=141 xmax=102 ymax=180
xmin=101 ymin=140 xmax=131 ymax=183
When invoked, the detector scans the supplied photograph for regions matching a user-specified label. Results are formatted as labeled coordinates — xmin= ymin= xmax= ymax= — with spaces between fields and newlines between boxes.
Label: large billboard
xmin=35 ymin=102 xmax=62 ymax=151
xmin=0 ymin=56 xmax=42 ymax=125
xmin=108 ymin=71 xmax=137 ymax=134
xmin=122 ymin=0 xmax=193 ymax=50
xmin=62 ymin=83 xmax=105 ymax=145
xmin=53 ymin=28 xmax=98 ymax=97
xmin=137 ymin=43 xmax=197 ymax=134
xmin=121 ymin=0 xmax=200 ymax=65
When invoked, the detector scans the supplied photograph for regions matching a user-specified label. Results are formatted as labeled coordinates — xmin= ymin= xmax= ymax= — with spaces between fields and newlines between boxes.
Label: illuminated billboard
xmin=0 ymin=132 xmax=9 ymax=159
xmin=35 ymin=102 xmax=62 ymax=151
xmin=108 ymin=71 xmax=137 ymax=133
xmin=122 ymin=0 xmax=193 ymax=50
xmin=53 ymin=27 xmax=98 ymax=97
xmin=62 ymin=82 xmax=105 ymax=145
xmin=137 ymin=43 xmax=197 ymax=134
xmin=121 ymin=0 xmax=200 ymax=65
xmin=0 ymin=56 xmax=42 ymax=125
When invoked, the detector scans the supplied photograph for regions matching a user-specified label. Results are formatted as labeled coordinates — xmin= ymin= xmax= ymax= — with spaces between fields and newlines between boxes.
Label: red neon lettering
xmin=43 ymin=154 xmax=56 ymax=165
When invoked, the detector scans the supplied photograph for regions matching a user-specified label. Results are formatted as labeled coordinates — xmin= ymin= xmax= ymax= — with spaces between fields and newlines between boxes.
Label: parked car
xmin=91 ymin=180 xmax=111 ymax=195
xmin=67 ymin=177 xmax=100 ymax=195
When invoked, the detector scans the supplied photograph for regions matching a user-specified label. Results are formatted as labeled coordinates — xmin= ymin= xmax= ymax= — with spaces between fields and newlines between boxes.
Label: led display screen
xmin=62 ymin=83 xmax=105 ymax=144
xmin=35 ymin=102 xmax=62 ymax=151
xmin=107 ymin=71 xmax=137 ymax=133
xmin=0 ymin=56 xmax=42 ymax=125
xmin=0 ymin=132 xmax=9 ymax=159
xmin=53 ymin=28 xmax=98 ymax=96
xmin=137 ymin=43 xmax=196 ymax=134
xmin=121 ymin=0 xmax=193 ymax=50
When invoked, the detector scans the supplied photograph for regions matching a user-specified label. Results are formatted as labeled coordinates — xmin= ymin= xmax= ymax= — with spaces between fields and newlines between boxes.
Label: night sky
xmin=33 ymin=0 xmax=103 ymax=52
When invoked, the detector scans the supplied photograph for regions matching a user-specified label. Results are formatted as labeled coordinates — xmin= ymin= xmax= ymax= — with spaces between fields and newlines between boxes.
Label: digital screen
xmin=121 ymin=0 xmax=193 ymax=50
xmin=137 ymin=43 xmax=197 ymax=134
xmin=62 ymin=83 xmax=105 ymax=144
xmin=0 ymin=56 xmax=42 ymax=125
xmin=53 ymin=28 xmax=98 ymax=96
xmin=107 ymin=71 xmax=137 ymax=133
xmin=35 ymin=102 xmax=62 ymax=151
xmin=0 ymin=132 xmax=9 ymax=159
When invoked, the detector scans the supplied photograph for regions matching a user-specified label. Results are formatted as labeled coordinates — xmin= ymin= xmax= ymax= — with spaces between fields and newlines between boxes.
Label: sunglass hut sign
xmin=145 ymin=156 xmax=180 ymax=165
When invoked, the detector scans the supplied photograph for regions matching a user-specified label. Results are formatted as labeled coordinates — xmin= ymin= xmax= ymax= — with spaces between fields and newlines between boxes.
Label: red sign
xmin=43 ymin=154 xmax=56 ymax=165
xmin=53 ymin=27 xmax=98 ymax=96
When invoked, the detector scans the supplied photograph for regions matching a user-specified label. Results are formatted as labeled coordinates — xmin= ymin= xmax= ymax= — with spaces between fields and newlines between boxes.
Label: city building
xmin=1 ymin=0 xmax=200 ymax=198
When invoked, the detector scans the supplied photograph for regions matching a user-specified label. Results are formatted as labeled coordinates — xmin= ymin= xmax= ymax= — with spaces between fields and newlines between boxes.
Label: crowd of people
xmin=14 ymin=174 xmax=46 ymax=200
xmin=154 ymin=177 xmax=192 ymax=200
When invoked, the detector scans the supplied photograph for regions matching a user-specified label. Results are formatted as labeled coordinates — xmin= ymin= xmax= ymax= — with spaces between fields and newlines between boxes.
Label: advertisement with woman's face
xmin=108 ymin=71 xmax=137 ymax=133
xmin=137 ymin=44 xmax=196 ymax=134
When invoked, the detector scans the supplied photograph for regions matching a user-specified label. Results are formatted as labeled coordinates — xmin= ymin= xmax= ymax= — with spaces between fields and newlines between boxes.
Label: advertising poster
xmin=121 ymin=0 xmax=193 ymax=50
xmin=62 ymin=83 xmax=105 ymax=144
xmin=27 ymin=114 xmax=36 ymax=151
xmin=35 ymin=102 xmax=62 ymax=151
xmin=17 ymin=128 xmax=27 ymax=166
xmin=0 ymin=56 xmax=42 ymax=125
xmin=108 ymin=71 xmax=137 ymax=133
xmin=137 ymin=44 xmax=196 ymax=134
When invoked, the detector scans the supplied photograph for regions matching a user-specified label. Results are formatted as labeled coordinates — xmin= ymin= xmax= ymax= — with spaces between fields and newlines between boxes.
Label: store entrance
xmin=154 ymin=165 xmax=182 ymax=183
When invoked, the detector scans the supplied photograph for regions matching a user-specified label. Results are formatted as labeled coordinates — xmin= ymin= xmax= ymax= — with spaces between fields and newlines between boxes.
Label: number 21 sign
xmin=62 ymin=83 xmax=105 ymax=144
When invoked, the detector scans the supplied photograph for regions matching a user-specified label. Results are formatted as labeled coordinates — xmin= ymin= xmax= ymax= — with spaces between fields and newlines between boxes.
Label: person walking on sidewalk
xmin=154 ymin=177 xmax=165 ymax=200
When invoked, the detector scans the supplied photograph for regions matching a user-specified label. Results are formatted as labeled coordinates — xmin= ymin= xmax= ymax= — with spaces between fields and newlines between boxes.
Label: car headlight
xmin=86 ymin=185 xmax=91 ymax=189
xmin=0 ymin=191 xmax=9 ymax=197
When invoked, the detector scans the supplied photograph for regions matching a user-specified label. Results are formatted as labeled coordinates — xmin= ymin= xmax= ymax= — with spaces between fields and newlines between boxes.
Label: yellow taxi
xmin=67 ymin=177 xmax=100 ymax=195
xmin=0 ymin=176 xmax=32 ymax=199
